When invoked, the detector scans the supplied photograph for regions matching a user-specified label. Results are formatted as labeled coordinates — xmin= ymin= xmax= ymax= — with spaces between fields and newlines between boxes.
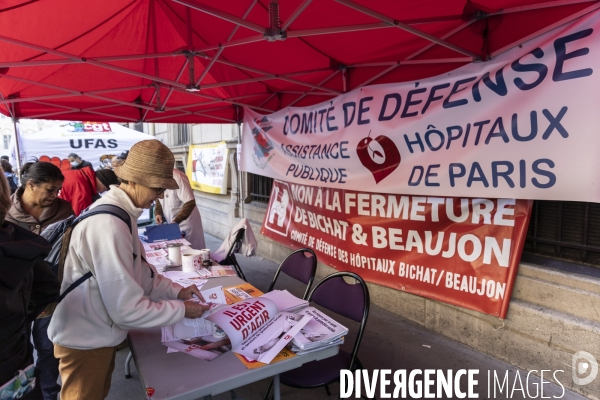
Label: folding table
xmin=127 ymin=276 xmax=339 ymax=400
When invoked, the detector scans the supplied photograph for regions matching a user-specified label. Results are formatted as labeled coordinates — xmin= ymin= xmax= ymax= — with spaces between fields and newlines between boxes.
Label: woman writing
xmin=48 ymin=140 xmax=209 ymax=400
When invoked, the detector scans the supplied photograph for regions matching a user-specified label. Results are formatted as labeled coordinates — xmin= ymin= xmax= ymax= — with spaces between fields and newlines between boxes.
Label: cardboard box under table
xmin=127 ymin=276 xmax=339 ymax=400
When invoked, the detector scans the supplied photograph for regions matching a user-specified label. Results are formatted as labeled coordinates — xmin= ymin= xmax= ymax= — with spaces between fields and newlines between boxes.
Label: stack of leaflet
xmin=260 ymin=290 xmax=308 ymax=313
xmin=289 ymin=307 xmax=348 ymax=355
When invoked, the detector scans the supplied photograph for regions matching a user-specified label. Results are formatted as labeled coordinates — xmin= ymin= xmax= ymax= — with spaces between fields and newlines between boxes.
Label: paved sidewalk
xmin=106 ymin=233 xmax=585 ymax=400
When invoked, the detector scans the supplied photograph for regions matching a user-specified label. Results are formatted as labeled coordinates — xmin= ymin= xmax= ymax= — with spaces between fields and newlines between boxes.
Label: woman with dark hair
xmin=0 ymin=173 xmax=60 ymax=399
xmin=5 ymin=161 xmax=74 ymax=234
xmin=5 ymin=161 xmax=74 ymax=400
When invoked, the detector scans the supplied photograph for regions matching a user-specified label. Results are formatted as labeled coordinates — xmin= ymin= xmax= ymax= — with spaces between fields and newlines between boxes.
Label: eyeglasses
xmin=152 ymin=187 xmax=166 ymax=196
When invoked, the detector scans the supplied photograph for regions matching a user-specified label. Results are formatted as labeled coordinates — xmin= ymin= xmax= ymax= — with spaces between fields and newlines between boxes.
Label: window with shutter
xmin=524 ymin=201 xmax=600 ymax=268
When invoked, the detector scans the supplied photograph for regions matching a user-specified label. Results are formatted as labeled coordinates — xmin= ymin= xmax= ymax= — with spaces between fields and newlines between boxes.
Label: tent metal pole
xmin=287 ymin=22 xmax=390 ymax=37
xmin=356 ymin=64 xmax=400 ymax=89
xmin=199 ymin=57 xmax=342 ymax=94
xmin=0 ymin=93 xmax=76 ymax=105
xmin=145 ymin=59 xmax=188 ymax=121
xmin=1 ymin=70 xmax=274 ymax=118
xmin=259 ymin=93 xmax=277 ymax=108
xmin=405 ymin=19 xmax=478 ymax=61
xmin=85 ymin=110 xmax=138 ymax=122
xmin=194 ymin=0 xmax=258 ymax=87
xmin=0 ymin=93 xmax=13 ymax=119
xmin=26 ymin=110 xmax=77 ymax=120
xmin=490 ymin=1 xmax=600 ymax=59
xmin=88 ymin=85 xmax=152 ymax=95
xmin=12 ymin=117 xmax=22 ymax=184
xmin=336 ymin=0 xmax=480 ymax=60
xmin=282 ymin=0 xmax=312 ymax=31
xmin=166 ymin=93 xmax=267 ymax=112
xmin=236 ymin=107 xmax=245 ymax=219
xmin=173 ymin=0 xmax=264 ymax=33
xmin=288 ymin=70 xmax=340 ymax=107
xmin=492 ymin=0 xmax=599 ymax=16
xmin=0 ymin=34 xmax=189 ymax=89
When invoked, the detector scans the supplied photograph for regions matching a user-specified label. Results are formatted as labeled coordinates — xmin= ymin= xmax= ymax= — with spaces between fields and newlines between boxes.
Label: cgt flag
xmin=261 ymin=180 xmax=532 ymax=318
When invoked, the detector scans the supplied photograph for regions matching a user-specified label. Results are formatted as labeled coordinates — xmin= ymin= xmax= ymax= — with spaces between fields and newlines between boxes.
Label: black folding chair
xmin=218 ymin=228 xmax=246 ymax=281
xmin=268 ymin=248 xmax=317 ymax=300
xmin=264 ymin=272 xmax=371 ymax=399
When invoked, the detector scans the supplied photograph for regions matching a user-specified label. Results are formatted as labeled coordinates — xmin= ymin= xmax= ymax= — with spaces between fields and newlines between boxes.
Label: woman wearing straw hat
xmin=48 ymin=140 xmax=209 ymax=400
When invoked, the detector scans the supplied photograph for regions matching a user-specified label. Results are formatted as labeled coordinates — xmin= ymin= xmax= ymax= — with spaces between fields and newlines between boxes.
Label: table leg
xmin=125 ymin=351 xmax=133 ymax=379
xmin=273 ymin=374 xmax=281 ymax=400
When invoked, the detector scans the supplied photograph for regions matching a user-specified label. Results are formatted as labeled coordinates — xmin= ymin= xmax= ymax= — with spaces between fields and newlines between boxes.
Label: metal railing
xmin=249 ymin=173 xmax=273 ymax=204
xmin=524 ymin=200 xmax=600 ymax=267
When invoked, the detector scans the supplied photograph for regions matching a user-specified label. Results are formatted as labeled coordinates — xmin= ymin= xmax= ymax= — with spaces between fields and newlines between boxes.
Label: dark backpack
xmin=6 ymin=174 xmax=17 ymax=194
xmin=41 ymin=204 xmax=131 ymax=307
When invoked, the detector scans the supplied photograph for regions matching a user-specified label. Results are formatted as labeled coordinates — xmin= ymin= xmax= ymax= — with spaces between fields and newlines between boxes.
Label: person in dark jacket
xmin=5 ymin=161 xmax=73 ymax=400
xmin=66 ymin=153 xmax=93 ymax=171
xmin=1 ymin=159 xmax=18 ymax=194
xmin=0 ymin=173 xmax=60 ymax=399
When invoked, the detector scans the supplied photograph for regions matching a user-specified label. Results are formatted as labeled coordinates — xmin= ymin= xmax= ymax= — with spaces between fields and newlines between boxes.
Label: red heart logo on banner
xmin=356 ymin=132 xmax=401 ymax=183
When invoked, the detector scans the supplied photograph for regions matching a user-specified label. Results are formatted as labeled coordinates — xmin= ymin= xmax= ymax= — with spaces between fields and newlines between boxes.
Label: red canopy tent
xmin=0 ymin=0 xmax=598 ymax=124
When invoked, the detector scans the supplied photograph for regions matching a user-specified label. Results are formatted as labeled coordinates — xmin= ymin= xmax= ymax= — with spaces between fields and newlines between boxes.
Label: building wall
xmin=0 ymin=116 xmax=62 ymax=157
xmin=151 ymin=122 xmax=600 ymax=399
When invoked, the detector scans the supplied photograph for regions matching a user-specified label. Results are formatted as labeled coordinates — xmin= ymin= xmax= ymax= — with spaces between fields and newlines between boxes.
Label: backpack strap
xmin=57 ymin=204 xmax=132 ymax=303
xmin=16 ymin=220 xmax=31 ymax=231
xmin=58 ymin=271 xmax=93 ymax=302
xmin=75 ymin=204 xmax=132 ymax=234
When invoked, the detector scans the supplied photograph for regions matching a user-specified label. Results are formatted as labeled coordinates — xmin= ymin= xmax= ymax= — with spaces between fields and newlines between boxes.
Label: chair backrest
xmin=221 ymin=228 xmax=246 ymax=280
xmin=268 ymin=248 xmax=317 ymax=299
xmin=307 ymin=272 xmax=370 ymax=370
xmin=227 ymin=227 xmax=245 ymax=257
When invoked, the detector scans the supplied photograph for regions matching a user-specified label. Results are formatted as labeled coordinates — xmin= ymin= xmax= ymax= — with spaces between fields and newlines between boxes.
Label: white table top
xmin=128 ymin=276 xmax=339 ymax=400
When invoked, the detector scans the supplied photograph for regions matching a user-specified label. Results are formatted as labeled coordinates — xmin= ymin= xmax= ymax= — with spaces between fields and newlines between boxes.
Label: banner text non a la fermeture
xmin=262 ymin=180 xmax=532 ymax=317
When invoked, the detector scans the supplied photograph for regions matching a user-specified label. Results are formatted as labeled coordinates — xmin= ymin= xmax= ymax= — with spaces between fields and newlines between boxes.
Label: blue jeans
xmin=32 ymin=317 xmax=60 ymax=400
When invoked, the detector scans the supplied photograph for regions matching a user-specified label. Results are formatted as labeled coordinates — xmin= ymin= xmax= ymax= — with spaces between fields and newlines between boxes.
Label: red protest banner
xmin=261 ymin=180 xmax=532 ymax=318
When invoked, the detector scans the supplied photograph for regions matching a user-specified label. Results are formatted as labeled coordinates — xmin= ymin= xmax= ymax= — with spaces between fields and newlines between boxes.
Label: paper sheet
xmin=233 ymin=312 xmax=311 ymax=364
xmin=141 ymin=238 xmax=191 ymax=253
xmin=163 ymin=271 xmax=208 ymax=289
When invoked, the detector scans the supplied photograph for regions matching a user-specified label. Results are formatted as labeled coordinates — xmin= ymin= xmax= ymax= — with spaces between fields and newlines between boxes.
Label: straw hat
xmin=113 ymin=140 xmax=179 ymax=190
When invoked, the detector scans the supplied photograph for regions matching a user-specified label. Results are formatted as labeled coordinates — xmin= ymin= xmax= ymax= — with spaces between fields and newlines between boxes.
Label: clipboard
xmin=145 ymin=223 xmax=182 ymax=242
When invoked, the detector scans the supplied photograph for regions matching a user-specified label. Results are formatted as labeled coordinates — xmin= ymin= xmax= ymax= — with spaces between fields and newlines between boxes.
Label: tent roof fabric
xmin=0 ymin=0 xmax=598 ymax=123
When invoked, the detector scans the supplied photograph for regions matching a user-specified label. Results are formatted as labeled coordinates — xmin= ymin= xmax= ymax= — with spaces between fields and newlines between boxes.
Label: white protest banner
xmin=241 ymin=11 xmax=600 ymax=202
xmin=14 ymin=122 xmax=156 ymax=169
xmin=186 ymin=141 xmax=230 ymax=194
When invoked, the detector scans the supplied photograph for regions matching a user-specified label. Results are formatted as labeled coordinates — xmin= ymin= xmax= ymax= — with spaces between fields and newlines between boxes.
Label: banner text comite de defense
xmin=241 ymin=12 xmax=600 ymax=202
